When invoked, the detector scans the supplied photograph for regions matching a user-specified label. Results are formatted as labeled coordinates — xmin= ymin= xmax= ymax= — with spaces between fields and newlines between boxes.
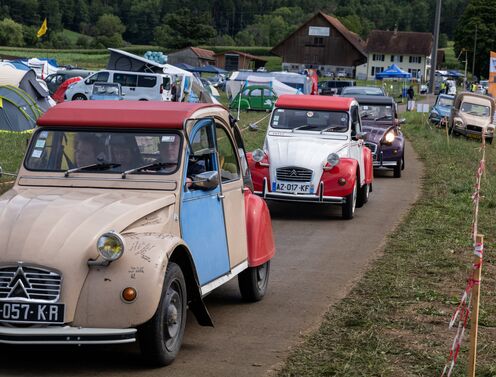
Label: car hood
xmin=362 ymin=122 xmax=392 ymax=144
xmin=266 ymin=135 xmax=348 ymax=187
xmin=433 ymin=105 xmax=451 ymax=116
xmin=458 ymin=113 xmax=493 ymax=129
xmin=0 ymin=187 xmax=175 ymax=319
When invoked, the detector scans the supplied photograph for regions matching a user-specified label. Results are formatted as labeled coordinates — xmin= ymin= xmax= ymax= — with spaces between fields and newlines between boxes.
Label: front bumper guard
xmin=0 ymin=325 xmax=137 ymax=345
xmin=256 ymin=178 xmax=346 ymax=204
xmin=373 ymin=151 xmax=399 ymax=168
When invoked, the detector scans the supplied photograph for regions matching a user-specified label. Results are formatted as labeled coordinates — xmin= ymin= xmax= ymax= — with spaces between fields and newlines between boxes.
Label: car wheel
xmin=342 ymin=177 xmax=357 ymax=219
xmin=238 ymin=260 xmax=270 ymax=302
xmin=393 ymin=158 xmax=402 ymax=178
xmin=138 ymin=262 xmax=187 ymax=366
xmin=72 ymin=94 xmax=87 ymax=101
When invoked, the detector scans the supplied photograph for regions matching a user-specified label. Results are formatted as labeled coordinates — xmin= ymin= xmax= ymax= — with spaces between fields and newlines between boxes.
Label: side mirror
xmin=189 ymin=170 xmax=219 ymax=191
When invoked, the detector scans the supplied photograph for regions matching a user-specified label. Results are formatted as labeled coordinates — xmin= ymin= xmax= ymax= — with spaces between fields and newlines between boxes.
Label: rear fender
xmin=363 ymin=146 xmax=374 ymax=184
xmin=244 ymin=190 xmax=275 ymax=266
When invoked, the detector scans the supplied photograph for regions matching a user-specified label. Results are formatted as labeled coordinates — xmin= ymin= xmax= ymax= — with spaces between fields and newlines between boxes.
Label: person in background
xmin=407 ymin=85 xmax=415 ymax=112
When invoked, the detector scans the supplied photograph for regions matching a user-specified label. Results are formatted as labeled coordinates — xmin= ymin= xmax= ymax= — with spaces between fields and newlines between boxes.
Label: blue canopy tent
xmin=173 ymin=63 xmax=196 ymax=71
xmin=375 ymin=64 xmax=412 ymax=79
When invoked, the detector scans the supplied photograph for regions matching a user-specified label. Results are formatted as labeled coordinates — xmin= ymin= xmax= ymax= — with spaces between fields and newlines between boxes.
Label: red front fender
xmin=244 ymin=190 xmax=275 ymax=266
xmin=363 ymin=146 xmax=373 ymax=184
xmin=321 ymin=158 xmax=358 ymax=197
xmin=247 ymin=151 xmax=269 ymax=192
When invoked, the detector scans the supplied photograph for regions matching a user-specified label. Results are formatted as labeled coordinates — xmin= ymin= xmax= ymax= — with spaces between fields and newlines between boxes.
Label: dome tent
xmin=0 ymin=85 xmax=43 ymax=131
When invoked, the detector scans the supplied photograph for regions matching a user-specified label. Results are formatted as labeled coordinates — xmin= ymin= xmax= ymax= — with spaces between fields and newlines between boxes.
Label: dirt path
xmin=0 ymin=141 xmax=423 ymax=377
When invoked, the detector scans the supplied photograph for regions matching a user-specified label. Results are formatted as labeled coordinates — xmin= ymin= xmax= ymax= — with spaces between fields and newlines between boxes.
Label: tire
xmin=138 ymin=262 xmax=187 ymax=366
xmin=139 ymin=99 xmax=148 ymax=101
xmin=356 ymin=181 xmax=370 ymax=208
xmin=238 ymin=260 xmax=270 ymax=302
xmin=393 ymin=158 xmax=402 ymax=178
xmin=72 ymin=94 xmax=87 ymax=101
xmin=342 ymin=177 xmax=358 ymax=219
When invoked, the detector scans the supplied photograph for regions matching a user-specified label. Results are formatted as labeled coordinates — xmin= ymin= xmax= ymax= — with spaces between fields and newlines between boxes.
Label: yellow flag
xmin=37 ymin=18 xmax=47 ymax=38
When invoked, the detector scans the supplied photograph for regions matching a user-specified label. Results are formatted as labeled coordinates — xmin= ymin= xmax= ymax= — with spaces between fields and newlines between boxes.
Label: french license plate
xmin=0 ymin=302 xmax=64 ymax=324
xmin=467 ymin=133 xmax=481 ymax=139
xmin=275 ymin=181 xmax=311 ymax=194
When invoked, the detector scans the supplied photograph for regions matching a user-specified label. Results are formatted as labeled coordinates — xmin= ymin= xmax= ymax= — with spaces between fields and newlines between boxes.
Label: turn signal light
xmin=338 ymin=178 xmax=346 ymax=186
xmin=122 ymin=287 xmax=137 ymax=302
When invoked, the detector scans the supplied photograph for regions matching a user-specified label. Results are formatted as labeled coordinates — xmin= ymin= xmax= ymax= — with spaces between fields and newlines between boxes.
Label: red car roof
xmin=37 ymin=101 xmax=225 ymax=129
xmin=275 ymin=95 xmax=354 ymax=111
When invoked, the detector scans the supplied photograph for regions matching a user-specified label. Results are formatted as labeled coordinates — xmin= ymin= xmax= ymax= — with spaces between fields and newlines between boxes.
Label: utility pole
xmin=472 ymin=24 xmax=478 ymax=80
xmin=429 ymin=0 xmax=442 ymax=94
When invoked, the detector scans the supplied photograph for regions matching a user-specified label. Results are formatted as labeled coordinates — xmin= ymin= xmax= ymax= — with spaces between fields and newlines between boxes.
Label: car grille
xmin=364 ymin=142 xmax=377 ymax=154
xmin=467 ymin=125 xmax=483 ymax=133
xmin=276 ymin=167 xmax=313 ymax=182
xmin=0 ymin=265 xmax=62 ymax=302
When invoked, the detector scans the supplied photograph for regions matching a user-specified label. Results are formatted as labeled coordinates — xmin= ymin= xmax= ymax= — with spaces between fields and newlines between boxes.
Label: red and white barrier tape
xmin=441 ymin=134 xmax=486 ymax=376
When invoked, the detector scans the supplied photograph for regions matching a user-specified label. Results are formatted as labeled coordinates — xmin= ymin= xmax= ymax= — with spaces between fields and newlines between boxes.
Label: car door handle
xmin=217 ymin=193 xmax=225 ymax=200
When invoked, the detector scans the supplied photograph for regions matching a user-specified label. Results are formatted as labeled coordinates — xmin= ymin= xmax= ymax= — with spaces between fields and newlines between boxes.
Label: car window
xmin=24 ymin=129 xmax=182 ymax=175
xmin=262 ymin=89 xmax=274 ymax=97
xmin=215 ymin=126 xmax=240 ymax=182
xmin=351 ymin=106 xmax=361 ymax=135
xmin=250 ymin=89 xmax=262 ymax=97
xmin=163 ymin=76 xmax=171 ymax=91
xmin=137 ymin=75 xmax=157 ymax=88
xmin=438 ymin=97 xmax=454 ymax=107
xmin=271 ymin=108 xmax=349 ymax=132
xmin=358 ymin=105 xmax=393 ymax=120
xmin=86 ymin=72 xmax=109 ymax=85
xmin=186 ymin=120 xmax=217 ymax=189
xmin=460 ymin=102 xmax=490 ymax=117
xmin=114 ymin=73 xmax=138 ymax=87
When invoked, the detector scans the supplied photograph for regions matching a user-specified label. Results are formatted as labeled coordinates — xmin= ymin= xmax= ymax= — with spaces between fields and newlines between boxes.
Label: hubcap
xmin=164 ymin=281 xmax=182 ymax=346
xmin=256 ymin=264 xmax=267 ymax=289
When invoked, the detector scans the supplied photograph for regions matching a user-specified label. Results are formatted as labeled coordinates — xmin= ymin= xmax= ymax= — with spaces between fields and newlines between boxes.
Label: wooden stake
xmin=468 ymin=234 xmax=484 ymax=377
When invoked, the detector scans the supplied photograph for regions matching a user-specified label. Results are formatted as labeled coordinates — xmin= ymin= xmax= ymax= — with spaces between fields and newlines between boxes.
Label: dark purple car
xmin=349 ymin=95 xmax=405 ymax=178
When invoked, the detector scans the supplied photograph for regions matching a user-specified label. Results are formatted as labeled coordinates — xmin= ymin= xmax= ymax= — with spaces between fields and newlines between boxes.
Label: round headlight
xmin=252 ymin=148 xmax=265 ymax=162
xmin=97 ymin=232 xmax=125 ymax=261
xmin=455 ymin=119 xmax=464 ymax=127
xmin=384 ymin=131 xmax=395 ymax=144
xmin=326 ymin=153 xmax=340 ymax=167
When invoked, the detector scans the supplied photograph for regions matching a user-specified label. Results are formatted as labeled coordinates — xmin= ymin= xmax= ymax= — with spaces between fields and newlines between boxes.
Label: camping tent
xmin=0 ymin=85 xmax=43 ymax=131
xmin=0 ymin=66 xmax=52 ymax=111
xmin=226 ymin=76 xmax=301 ymax=100
xmin=375 ymin=64 xmax=412 ymax=79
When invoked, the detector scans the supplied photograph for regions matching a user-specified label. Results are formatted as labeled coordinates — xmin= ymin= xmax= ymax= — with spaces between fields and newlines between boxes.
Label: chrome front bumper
xmin=255 ymin=178 xmax=346 ymax=204
xmin=373 ymin=151 xmax=399 ymax=168
xmin=0 ymin=326 xmax=137 ymax=345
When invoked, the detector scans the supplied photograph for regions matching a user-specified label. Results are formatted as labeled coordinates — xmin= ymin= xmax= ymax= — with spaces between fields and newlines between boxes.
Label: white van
xmin=65 ymin=70 xmax=172 ymax=101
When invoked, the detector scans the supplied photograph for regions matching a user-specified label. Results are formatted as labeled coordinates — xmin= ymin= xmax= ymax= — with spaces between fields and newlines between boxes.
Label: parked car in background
xmin=340 ymin=86 xmax=386 ymax=96
xmin=247 ymin=95 xmax=373 ymax=219
xmin=318 ymin=80 xmax=356 ymax=95
xmin=420 ymin=84 xmax=429 ymax=94
xmin=89 ymin=82 xmax=123 ymax=100
xmin=429 ymin=93 xmax=455 ymax=126
xmin=229 ymin=85 xmax=278 ymax=111
xmin=52 ymin=77 xmax=83 ymax=103
xmin=45 ymin=69 xmax=93 ymax=95
xmin=351 ymin=95 xmax=405 ymax=178
xmin=480 ymin=80 xmax=489 ymax=95
xmin=65 ymin=69 xmax=173 ymax=101
xmin=0 ymin=101 xmax=275 ymax=365
xmin=336 ymin=71 xmax=347 ymax=78
xmin=449 ymin=92 xmax=495 ymax=144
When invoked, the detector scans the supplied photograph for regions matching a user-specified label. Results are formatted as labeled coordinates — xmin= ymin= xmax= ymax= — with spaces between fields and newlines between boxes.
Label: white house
xmin=356 ymin=30 xmax=433 ymax=82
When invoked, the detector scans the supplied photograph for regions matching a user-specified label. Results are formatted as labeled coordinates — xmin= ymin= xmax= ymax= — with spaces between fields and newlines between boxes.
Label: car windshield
xmin=342 ymin=87 xmax=383 ymax=95
xmin=460 ymin=102 xmax=490 ymax=117
xmin=358 ymin=104 xmax=393 ymax=120
xmin=25 ymin=129 xmax=182 ymax=175
xmin=438 ymin=97 xmax=454 ymax=107
xmin=270 ymin=108 xmax=349 ymax=132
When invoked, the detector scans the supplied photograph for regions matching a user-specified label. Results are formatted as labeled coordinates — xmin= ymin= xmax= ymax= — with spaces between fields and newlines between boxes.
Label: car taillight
xmin=160 ymin=84 xmax=163 ymax=94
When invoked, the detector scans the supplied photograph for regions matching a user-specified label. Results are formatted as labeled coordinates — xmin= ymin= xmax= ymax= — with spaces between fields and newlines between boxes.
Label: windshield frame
xmin=460 ymin=102 xmax=491 ymax=118
xmin=24 ymin=127 xmax=184 ymax=176
xmin=269 ymin=107 xmax=350 ymax=133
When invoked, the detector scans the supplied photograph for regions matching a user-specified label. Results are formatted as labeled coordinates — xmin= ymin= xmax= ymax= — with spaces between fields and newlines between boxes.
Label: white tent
xmin=226 ymin=76 xmax=301 ymax=100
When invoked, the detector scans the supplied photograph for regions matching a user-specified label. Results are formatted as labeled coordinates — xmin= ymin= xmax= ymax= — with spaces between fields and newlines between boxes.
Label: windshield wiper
xmin=121 ymin=161 xmax=172 ymax=179
xmin=320 ymin=126 xmax=339 ymax=134
xmin=374 ymin=116 xmax=392 ymax=121
xmin=292 ymin=125 xmax=317 ymax=132
xmin=64 ymin=162 xmax=120 ymax=177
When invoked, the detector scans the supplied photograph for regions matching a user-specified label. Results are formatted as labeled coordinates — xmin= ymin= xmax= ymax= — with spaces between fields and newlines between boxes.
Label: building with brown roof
xmin=214 ymin=50 xmax=267 ymax=71
xmin=167 ymin=47 xmax=215 ymax=67
xmin=356 ymin=30 xmax=433 ymax=81
xmin=271 ymin=11 xmax=367 ymax=77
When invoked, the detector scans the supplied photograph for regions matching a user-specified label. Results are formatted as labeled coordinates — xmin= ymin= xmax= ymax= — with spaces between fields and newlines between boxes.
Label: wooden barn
xmin=214 ymin=51 xmax=267 ymax=71
xmin=271 ymin=11 xmax=367 ymax=77
xmin=167 ymin=47 xmax=215 ymax=67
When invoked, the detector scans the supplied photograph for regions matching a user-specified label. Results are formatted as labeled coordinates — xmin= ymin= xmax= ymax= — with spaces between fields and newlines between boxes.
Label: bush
xmin=0 ymin=18 xmax=24 ymax=47
xmin=76 ymin=35 xmax=92 ymax=48
xmin=94 ymin=33 xmax=125 ymax=48
xmin=50 ymin=32 xmax=73 ymax=49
